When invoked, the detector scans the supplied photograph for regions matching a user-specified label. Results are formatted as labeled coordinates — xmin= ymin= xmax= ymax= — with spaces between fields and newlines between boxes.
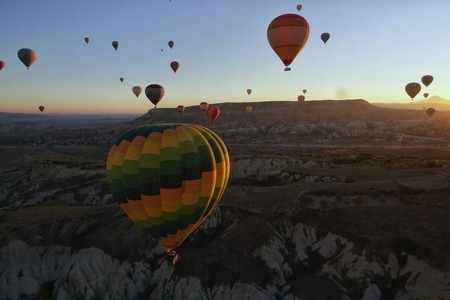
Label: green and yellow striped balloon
xmin=106 ymin=123 xmax=230 ymax=252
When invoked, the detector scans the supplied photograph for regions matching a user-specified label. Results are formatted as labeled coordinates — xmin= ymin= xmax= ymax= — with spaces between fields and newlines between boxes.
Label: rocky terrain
xmin=1 ymin=99 xmax=450 ymax=299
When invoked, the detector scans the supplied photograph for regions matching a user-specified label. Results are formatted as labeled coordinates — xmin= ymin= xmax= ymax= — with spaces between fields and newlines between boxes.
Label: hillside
xmin=373 ymin=96 xmax=450 ymax=111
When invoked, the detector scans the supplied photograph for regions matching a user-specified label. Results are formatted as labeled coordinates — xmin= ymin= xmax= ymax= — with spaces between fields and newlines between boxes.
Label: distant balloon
xmin=297 ymin=95 xmax=305 ymax=103
xmin=321 ymin=32 xmax=330 ymax=44
xmin=17 ymin=48 xmax=37 ymax=69
xmin=112 ymin=41 xmax=120 ymax=51
xmin=0 ymin=61 xmax=5 ymax=71
xmin=200 ymin=102 xmax=209 ymax=112
xmin=425 ymin=107 xmax=435 ymax=117
xmin=267 ymin=13 xmax=310 ymax=71
xmin=296 ymin=4 xmax=302 ymax=11
xmin=246 ymin=89 xmax=252 ymax=95
xmin=120 ymin=77 xmax=124 ymax=83
xmin=177 ymin=105 xmax=185 ymax=114
xmin=132 ymin=86 xmax=142 ymax=98
xmin=84 ymin=37 xmax=90 ymax=44
xmin=405 ymin=82 xmax=421 ymax=100
xmin=170 ymin=61 xmax=179 ymax=73
xmin=246 ymin=106 xmax=253 ymax=113
xmin=421 ymin=75 xmax=433 ymax=87
xmin=302 ymin=89 xmax=307 ymax=94
xmin=145 ymin=84 xmax=165 ymax=108
xmin=168 ymin=40 xmax=174 ymax=49
xmin=423 ymin=92 xmax=429 ymax=99
xmin=38 ymin=106 xmax=45 ymax=112
xmin=206 ymin=106 xmax=220 ymax=123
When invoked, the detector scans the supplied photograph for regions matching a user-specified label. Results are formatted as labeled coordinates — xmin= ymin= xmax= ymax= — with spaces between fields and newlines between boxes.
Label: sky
xmin=1 ymin=0 xmax=450 ymax=114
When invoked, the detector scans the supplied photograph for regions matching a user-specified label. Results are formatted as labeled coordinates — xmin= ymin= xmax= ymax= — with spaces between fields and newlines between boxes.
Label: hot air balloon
xmin=0 ymin=61 xmax=5 ymax=71
xmin=297 ymin=95 xmax=305 ymax=103
xmin=177 ymin=105 xmax=185 ymax=114
xmin=106 ymin=123 xmax=230 ymax=264
xmin=425 ymin=107 xmax=435 ymax=117
xmin=145 ymin=84 xmax=165 ymax=108
xmin=267 ymin=13 xmax=310 ymax=71
xmin=206 ymin=106 xmax=220 ymax=123
xmin=296 ymin=4 xmax=302 ymax=11
xmin=200 ymin=102 xmax=209 ymax=112
xmin=423 ymin=92 xmax=429 ymax=99
xmin=405 ymin=82 xmax=421 ymax=100
xmin=421 ymin=75 xmax=433 ymax=87
xmin=321 ymin=32 xmax=330 ymax=44
xmin=84 ymin=37 xmax=90 ymax=44
xmin=112 ymin=41 xmax=120 ymax=51
xmin=246 ymin=89 xmax=252 ymax=95
xmin=132 ymin=86 xmax=142 ymax=98
xmin=302 ymin=89 xmax=307 ymax=94
xmin=120 ymin=77 xmax=124 ymax=83
xmin=38 ymin=106 xmax=45 ymax=112
xmin=17 ymin=48 xmax=37 ymax=69
xmin=170 ymin=61 xmax=179 ymax=73
xmin=246 ymin=106 xmax=253 ymax=113
xmin=168 ymin=40 xmax=174 ymax=49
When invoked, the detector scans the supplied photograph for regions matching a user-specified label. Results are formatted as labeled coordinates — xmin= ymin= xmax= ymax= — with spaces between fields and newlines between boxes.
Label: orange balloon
xmin=405 ymin=82 xmax=421 ymax=100
xmin=170 ymin=61 xmax=179 ymax=73
xmin=206 ymin=106 xmax=220 ymax=123
xmin=132 ymin=86 xmax=142 ymax=98
xmin=267 ymin=13 xmax=310 ymax=71
xmin=0 ymin=61 xmax=5 ymax=70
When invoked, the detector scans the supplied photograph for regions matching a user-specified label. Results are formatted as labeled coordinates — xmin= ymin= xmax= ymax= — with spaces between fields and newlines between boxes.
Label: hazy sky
xmin=1 ymin=0 xmax=449 ymax=114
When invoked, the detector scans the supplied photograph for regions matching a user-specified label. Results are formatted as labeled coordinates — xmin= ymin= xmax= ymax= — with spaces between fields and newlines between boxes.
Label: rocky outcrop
xmin=2 ymin=215 xmax=449 ymax=300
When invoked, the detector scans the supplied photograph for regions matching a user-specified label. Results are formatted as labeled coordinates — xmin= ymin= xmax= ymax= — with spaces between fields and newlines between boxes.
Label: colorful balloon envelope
xmin=132 ymin=86 xmax=142 ymax=98
xmin=267 ymin=13 xmax=310 ymax=71
xmin=170 ymin=61 xmax=179 ymax=73
xmin=206 ymin=106 xmax=220 ymax=123
xmin=199 ymin=102 xmax=209 ymax=112
xmin=425 ymin=107 xmax=435 ymax=117
xmin=321 ymin=32 xmax=330 ymax=44
xmin=296 ymin=4 xmax=302 ymax=11
xmin=145 ymin=84 xmax=165 ymax=108
xmin=106 ymin=123 xmax=230 ymax=253
xmin=0 ymin=61 xmax=5 ymax=70
xmin=17 ymin=48 xmax=37 ymax=69
xmin=112 ymin=41 xmax=120 ymax=51
xmin=405 ymin=82 xmax=421 ymax=100
xmin=421 ymin=75 xmax=433 ymax=87
xmin=177 ymin=105 xmax=185 ymax=114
